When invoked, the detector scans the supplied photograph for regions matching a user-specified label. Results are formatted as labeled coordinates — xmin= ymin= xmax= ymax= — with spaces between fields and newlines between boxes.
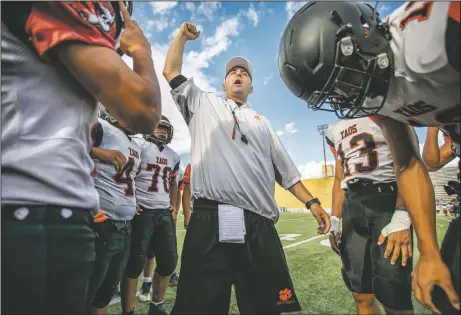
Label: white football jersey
xmin=1 ymin=21 xmax=100 ymax=212
xmin=326 ymin=117 xmax=396 ymax=189
xmin=134 ymin=137 xmax=181 ymax=210
xmin=363 ymin=2 xmax=460 ymax=142
xmin=92 ymin=119 xmax=141 ymax=221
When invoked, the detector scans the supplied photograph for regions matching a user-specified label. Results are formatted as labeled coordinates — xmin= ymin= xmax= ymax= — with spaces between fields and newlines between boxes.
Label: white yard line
xmin=438 ymin=217 xmax=453 ymax=222
xmin=279 ymin=218 xmax=309 ymax=222
xmin=283 ymin=234 xmax=327 ymax=249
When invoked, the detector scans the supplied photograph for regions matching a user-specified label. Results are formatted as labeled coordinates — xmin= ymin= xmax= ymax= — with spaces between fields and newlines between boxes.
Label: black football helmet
xmin=112 ymin=1 xmax=134 ymax=56
xmin=278 ymin=2 xmax=392 ymax=119
xmin=144 ymin=115 xmax=174 ymax=151
xmin=99 ymin=104 xmax=135 ymax=135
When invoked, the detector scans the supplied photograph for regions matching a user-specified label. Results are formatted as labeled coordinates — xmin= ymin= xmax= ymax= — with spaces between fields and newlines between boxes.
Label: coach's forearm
xmin=288 ymin=181 xmax=314 ymax=204
xmin=163 ymin=35 xmax=187 ymax=82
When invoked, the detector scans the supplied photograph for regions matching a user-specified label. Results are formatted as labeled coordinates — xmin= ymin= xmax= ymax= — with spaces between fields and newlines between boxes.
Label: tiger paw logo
xmin=276 ymin=288 xmax=296 ymax=305
xmin=70 ymin=2 xmax=116 ymax=33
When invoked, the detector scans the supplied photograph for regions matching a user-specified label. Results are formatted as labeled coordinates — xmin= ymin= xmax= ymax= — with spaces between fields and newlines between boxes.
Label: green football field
xmin=108 ymin=213 xmax=453 ymax=314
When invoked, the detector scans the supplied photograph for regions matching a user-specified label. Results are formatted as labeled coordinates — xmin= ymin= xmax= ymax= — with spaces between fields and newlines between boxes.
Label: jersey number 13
xmin=337 ymin=133 xmax=379 ymax=177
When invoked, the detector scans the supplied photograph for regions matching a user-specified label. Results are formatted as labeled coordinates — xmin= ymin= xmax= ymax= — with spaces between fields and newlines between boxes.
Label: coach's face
xmin=222 ymin=66 xmax=253 ymax=99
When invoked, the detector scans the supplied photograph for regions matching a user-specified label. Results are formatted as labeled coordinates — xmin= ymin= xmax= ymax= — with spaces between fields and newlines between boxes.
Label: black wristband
xmin=169 ymin=74 xmax=187 ymax=89
xmin=305 ymin=198 xmax=320 ymax=209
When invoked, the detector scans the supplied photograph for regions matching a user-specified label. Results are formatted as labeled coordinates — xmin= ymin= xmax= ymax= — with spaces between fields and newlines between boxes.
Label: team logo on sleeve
xmin=70 ymin=2 xmax=115 ymax=33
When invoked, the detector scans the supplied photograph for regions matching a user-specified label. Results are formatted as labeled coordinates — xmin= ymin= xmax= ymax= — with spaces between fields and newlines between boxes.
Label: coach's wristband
xmin=305 ymin=198 xmax=321 ymax=209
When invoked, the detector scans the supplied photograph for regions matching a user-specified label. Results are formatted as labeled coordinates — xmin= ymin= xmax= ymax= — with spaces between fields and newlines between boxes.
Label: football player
xmin=121 ymin=116 xmax=180 ymax=315
xmin=1 ymin=2 xmax=160 ymax=314
xmin=87 ymin=106 xmax=141 ymax=314
xmin=139 ymin=165 xmax=184 ymax=295
xmin=278 ymin=2 xmax=460 ymax=313
xmin=327 ymin=117 xmax=413 ymax=314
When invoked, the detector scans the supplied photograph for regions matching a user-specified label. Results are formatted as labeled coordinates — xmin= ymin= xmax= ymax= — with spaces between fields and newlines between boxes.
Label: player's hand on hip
xmin=378 ymin=210 xmax=412 ymax=266
xmin=178 ymin=22 xmax=201 ymax=41
xmin=135 ymin=202 xmax=141 ymax=215
xmin=169 ymin=204 xmax=177 ymax=219
xmin=328 ymin=216 xmax=341 ymax=256
xmin=310 ymin=203 xmax=331 ymax=235
xmin=118 ymin=1 xmax=151 ymax=56
xmin=412 ymin=253 xmax=460 ymax=314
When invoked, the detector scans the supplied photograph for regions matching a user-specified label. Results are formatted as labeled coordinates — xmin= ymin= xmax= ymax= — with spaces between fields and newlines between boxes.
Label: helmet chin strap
xmin=154 ymin=141 xmax=165 ymax=152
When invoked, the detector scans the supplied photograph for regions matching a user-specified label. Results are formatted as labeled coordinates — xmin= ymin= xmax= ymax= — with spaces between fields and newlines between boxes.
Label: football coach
xmin=162 ymin=22 xmax=331 ymax=314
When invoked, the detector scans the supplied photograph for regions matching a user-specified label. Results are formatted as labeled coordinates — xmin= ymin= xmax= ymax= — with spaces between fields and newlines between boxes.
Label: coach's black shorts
xmin=340 ymin=183 xmax=413 ymax=311
xmin=171 ymin=198 xmax=301 ymax=315
xmin=87 ymin=219 xmax=131 ymax=309
xmin=124 ymin=207 xmax=177 ymax=278
xmin=1 ymin=205 xmax=96 ymax=315
xmin=432 ymin=216 xmax=460 ymax=315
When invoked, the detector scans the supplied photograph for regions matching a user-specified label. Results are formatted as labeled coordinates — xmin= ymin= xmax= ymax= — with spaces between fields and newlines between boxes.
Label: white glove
xmin=381 ymin=210 xmax=411 ymax=237
xmin=329 ymin=216 xmax=341 ymax=234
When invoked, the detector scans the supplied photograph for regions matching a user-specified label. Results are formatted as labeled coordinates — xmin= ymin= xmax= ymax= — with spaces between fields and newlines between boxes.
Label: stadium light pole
xmin=317 ymin=124 xmax=329 ymax=178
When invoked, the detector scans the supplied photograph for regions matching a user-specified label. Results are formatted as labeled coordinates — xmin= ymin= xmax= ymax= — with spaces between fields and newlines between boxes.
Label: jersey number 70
xmin=146 ymin=163 xmax=172 ymax=193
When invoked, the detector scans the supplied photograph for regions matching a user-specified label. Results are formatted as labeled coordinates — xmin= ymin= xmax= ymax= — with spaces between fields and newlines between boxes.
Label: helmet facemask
xmin=144 ymin=120 xmax=174 ymax=151
xmin=306 ymin=11 xmax=392 ymax=119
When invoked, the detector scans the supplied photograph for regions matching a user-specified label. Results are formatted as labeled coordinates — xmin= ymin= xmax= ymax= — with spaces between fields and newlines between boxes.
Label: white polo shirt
xmin=171 ymin=78 xmax=301 ymax=221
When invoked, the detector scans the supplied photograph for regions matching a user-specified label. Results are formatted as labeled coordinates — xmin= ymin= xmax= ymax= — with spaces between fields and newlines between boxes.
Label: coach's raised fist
xmin=178 ymin=22 xmax=201 ymax=41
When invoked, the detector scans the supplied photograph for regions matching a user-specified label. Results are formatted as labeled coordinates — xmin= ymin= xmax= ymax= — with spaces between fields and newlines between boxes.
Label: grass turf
xmin=108 ymin=213 xmax=452 ymax=314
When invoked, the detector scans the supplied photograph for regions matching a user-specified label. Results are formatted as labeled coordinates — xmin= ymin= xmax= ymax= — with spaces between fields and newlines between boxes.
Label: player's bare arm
xmin=182 ymin=183 xmax=191 ymax=229
xmin=288 ymin=182 xmax=331 ymax=235
xmin=176 ymin=188 xmax=182 ymax=215
xmin=373 ymin=116 xmax=459 ymax=312
xmin=329 ymin=151 xmax=344 ymax=255
xmin=378 ymin=194 xmax=413 ymax=267
xmin=163 ymin=22 xmax=200 ymax=83
xmin=55 ymin=2 xmax=161 ymax=134
xmin=373 ymin=117 xmax=437 ymax=252
xmin=423 ymin=127 xmax=455 ymax=172
xmin=169 ymin=177 xmax=178 ymax=219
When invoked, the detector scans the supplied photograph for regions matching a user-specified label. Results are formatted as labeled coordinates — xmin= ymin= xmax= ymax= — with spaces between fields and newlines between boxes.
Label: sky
xmin=122 ymin=1 xmax=459 ymax=178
